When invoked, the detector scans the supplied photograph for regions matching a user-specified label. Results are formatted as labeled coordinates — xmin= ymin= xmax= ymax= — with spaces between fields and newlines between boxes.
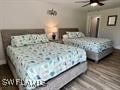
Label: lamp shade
xmin=48 ymin=27 xmax=58 ymax=33
xmin=47 ymin=26 xmax=58 ymax=40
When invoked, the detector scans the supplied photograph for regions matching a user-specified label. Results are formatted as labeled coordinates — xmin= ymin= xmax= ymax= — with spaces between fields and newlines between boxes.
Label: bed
xmin=1 ymin=29 xmax=87 ymax=90
xmin=58 ymin=28 xmax=113 ymax=63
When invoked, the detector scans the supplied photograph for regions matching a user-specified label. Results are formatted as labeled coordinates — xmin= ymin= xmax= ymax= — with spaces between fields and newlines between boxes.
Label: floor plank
xmin=62 ymin=50 xmax=120 ymax=90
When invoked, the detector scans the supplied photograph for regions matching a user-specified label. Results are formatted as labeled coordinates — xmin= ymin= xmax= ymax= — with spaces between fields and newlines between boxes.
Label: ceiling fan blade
xmin=98 ymin=2 xmax=104 ymax=6
xmin=74 ymin=1 xmax=89 ymax=3
xmin=99 ymin=0 xmax=107 ymax=1
xmin=82 ymin=3 xmax=91 ymax=7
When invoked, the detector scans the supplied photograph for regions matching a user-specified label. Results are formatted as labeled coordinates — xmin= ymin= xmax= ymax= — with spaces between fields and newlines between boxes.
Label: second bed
xmin=59 ymin=28 xmax=113 ymax=62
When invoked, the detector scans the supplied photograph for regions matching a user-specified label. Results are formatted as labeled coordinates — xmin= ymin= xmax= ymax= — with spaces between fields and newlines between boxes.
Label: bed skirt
xmin=7 ymin=58 xmax=87 ymax=90
xmin=86 ymin=48 xmax=113 ymax=62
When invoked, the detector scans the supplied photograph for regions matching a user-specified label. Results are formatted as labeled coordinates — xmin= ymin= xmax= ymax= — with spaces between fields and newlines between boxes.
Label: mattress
xmin=63 ymin=37 xmax=113 ymax=53
xmin=7 ymin=42 xmax=86 ymax=89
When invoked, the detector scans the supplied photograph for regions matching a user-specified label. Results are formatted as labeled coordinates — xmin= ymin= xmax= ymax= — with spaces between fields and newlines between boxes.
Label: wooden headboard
xmin=58 ymin=28 xmax=79 ymax=40
xmin=1 ymin=29 xmax=45 ymax=56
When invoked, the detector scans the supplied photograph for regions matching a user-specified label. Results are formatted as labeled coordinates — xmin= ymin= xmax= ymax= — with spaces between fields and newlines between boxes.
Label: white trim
xmin=114 ymin=46 xmax=120 ymax=50
xmin=0 ymin=59 xmax=6 ymax=65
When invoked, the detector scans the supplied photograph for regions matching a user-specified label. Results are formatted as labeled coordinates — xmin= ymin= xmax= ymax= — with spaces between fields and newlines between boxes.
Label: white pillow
xmin=63 ymin=34 xmax=69 ymax=39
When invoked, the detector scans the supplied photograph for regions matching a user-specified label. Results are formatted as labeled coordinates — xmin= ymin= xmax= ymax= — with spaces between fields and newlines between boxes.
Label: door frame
xmin=95 ymin=18 xmax=100 ymax=37
xmin=86 ymin=15 xmax=100 ymax=37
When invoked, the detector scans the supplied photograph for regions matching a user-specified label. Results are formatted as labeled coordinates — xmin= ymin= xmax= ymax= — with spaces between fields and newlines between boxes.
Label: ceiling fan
xmin=74 ymin=0 xmax=107 ymax=7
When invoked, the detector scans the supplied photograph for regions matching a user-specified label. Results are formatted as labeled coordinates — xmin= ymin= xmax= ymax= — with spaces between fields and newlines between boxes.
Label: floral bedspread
xmin=7 ymin=42 xmax=86 ymax=89
xmin=63 ymin=37 xmax=113 ymax=53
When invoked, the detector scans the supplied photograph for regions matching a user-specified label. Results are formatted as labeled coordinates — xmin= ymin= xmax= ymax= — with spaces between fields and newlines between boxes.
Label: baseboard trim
xmin=0 ymin=59 xmax=6 ymax=65
xmin=114 ymin=46 xmax=120 ymax=50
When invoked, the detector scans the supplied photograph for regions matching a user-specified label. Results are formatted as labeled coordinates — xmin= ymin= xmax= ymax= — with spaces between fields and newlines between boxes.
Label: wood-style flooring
xmin=0 ymin=50 xmax=120 ymax=90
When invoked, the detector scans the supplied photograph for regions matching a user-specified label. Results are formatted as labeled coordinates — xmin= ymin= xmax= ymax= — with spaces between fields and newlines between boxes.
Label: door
xmin=90 ymin=17 xmax=100 ymax=37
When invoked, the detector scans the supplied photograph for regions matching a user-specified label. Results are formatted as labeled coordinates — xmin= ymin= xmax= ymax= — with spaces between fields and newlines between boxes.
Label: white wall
xmin=87 ymin=7 xmax=120 ymax=49
xmin=0 ymin=0 xmax=87 ymax=64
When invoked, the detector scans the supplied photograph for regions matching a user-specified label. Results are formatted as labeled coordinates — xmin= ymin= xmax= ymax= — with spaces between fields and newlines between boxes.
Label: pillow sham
xmin=66 ymin=32 xmax=79 ymax=38
xmin=32 ymin=34 xmax=49 ymax=44
xmin=66 ymin=32 xmax=85 ymax=38
xmin=77 ymin=32 xmax=85 ymax=38
xmin=11 ymin=34 xmax=49 ymax=47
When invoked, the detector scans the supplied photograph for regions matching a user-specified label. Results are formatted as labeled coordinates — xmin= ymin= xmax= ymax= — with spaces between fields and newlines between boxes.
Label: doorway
xmin=90 ymin=17 xmax=100 ymax=37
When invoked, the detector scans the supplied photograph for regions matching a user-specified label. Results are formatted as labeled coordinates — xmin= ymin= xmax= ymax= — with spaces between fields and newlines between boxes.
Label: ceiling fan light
xmin=91 ymin=2 xmax=98 ymax=6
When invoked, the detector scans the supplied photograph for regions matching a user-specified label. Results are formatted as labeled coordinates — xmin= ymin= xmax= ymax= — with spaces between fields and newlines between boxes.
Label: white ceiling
xmin=41 ymin=0 xmax=120 ymax=11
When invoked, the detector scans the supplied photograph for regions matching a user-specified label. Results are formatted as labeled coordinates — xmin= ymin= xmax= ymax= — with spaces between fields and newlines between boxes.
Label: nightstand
xmin=49 ymin=40 xmax=63 ymax=44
